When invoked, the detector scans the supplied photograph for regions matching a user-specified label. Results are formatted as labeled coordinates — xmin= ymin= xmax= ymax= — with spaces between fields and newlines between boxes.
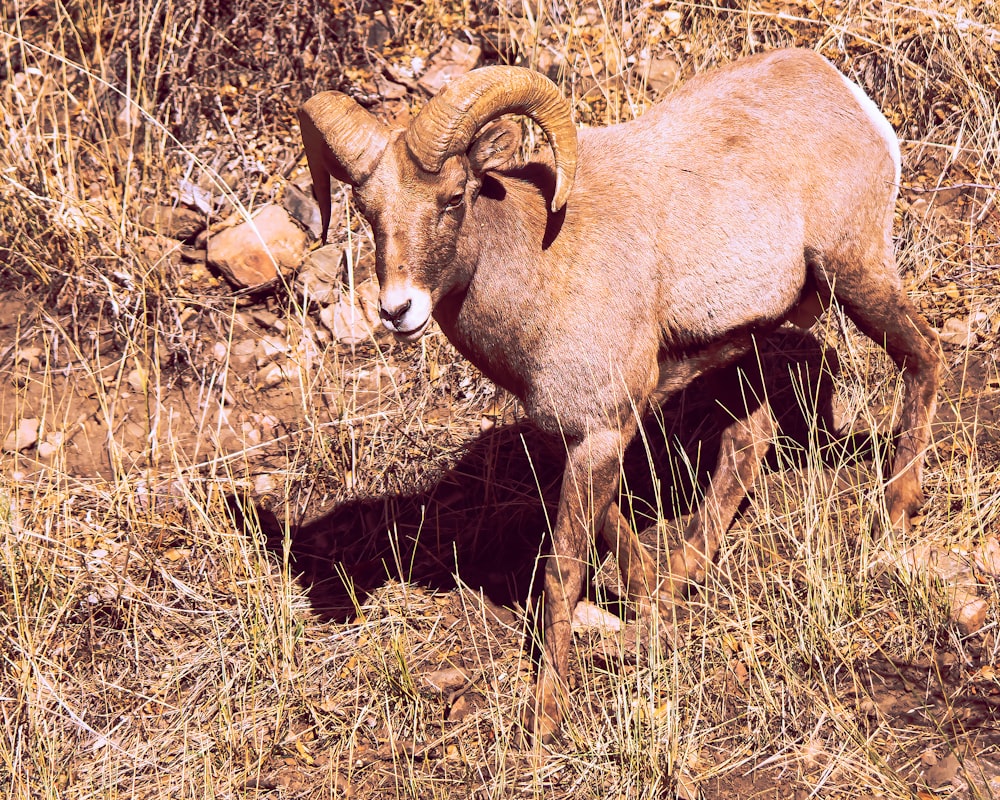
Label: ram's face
xmin=354 ymin=134 xmax=480 ymax=342
xmin=354 ymin=130 xmax=500 ymax=342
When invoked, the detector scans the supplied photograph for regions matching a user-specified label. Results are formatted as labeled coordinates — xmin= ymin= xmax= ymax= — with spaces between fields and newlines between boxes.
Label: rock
xmin=973 ymin=535 xmax=1000 ymax=576
xmin=320 ymin=296 xmax=376 ymax=344
xmin=923 ymin=751 xmax=961 ymax=788
xmin=228 ymin=338 xmax=257 ymax=371
xmin=138 ymin=204 xmax=205 ymax=241
xmin=255 ymin=335 xmax=290 ymax=367
xmin=421 ymin=667 xmax=469 ymax=694
xmin=15 ymin=346 xmax=43 ymax=369
xmin=355 ymin=279 xmax=382 ymax=328
xmin=950 ymin=588 xmax=988 ymax=636
xmin=938 ymin=316 xmax=979 ymax=347
xmin=296 ymin=245 xmax=343 ymax=305
xmin=207 ymin=204 xmax=308 ymax=289
xmin=572 ymin=600 xmax=623 ymax=633
xmin=4 ymin=418 xmax=39 ymax=452
xmin=643 ymin=53 xmax=681 ymax=95
xmin=536 ymin=46 xmax=567 ymax=81
xmin=177 ymin=178 xmax=219 ymax=215
xmin=254 ymin=473 xmax=278 ymax=495
xmin=375 ymin=73 xmax=408 ymax=100
xmin=127 ymin=367 xmax=147 ymax=393
xmin=37 ymin=431 xmax=64 ymax=460
xmin=418 ymin=38 xmax=482 ymax=94
xmin=257 ymin=363 xmax=288 ymax=389
xmin=250 ymin=309 xmax=285 ymax=333
xmin=139 ymin=234 xmax=183 ymax=268
xmin=281 ymin=184 xmax=324 ymax=240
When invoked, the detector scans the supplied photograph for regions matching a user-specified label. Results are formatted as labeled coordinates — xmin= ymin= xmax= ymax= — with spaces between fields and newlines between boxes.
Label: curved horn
xmin=298 ymin=92 xmax=389 ymax=242
xmin=405 ymin=67 xmax=577 ymax=212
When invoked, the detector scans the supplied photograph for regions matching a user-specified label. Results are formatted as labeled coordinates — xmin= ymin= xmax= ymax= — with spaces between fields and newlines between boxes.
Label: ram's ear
xmin=468 ymin=119 xmax=522 ymax=175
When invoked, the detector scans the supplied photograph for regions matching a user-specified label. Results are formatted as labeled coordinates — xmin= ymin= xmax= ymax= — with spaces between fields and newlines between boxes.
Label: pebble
xmin=320 ymin=297 xmax=376 ymax=345
xmin=255 ymin=334 xmax=290 ymax=366
xmin=281 ymin=183 xmax=324 ymax=240
xmin=138 ymin=204 xmax=206 ymax=241
xmin=3 ymin=418 xmax=39 ymax=453
xmin=257 ymin=363 xmax=287 ymax=388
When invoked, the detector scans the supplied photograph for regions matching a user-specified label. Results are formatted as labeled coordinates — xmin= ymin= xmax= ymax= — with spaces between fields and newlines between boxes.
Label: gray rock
xmin=138 ymin=204 xmax=205 ymax=241
xmin=207 ymin=204 xmax=308 ymax=289
xmin=418 ymin=39 xmax=482 ymax=94
xmin=4 ymin=418 xmax=39 ymax=453
xmin=320 ymin=297 xmax=376 ymax=345
xmin=282 ymin=184 xmax=324 ymax=240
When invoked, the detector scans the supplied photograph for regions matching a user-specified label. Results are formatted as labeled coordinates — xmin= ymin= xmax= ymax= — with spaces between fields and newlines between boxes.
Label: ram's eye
xmin=443 ymin=191 xmax=465 ymax=211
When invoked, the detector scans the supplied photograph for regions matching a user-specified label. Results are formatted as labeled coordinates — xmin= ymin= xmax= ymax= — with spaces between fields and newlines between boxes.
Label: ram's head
xmin=299 ymin=67 xmax=577 ymax=341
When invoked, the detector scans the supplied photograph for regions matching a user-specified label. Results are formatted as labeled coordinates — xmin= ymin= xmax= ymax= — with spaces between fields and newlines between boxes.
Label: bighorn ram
xmin=299 ymin=48 xmax=939 ymax=742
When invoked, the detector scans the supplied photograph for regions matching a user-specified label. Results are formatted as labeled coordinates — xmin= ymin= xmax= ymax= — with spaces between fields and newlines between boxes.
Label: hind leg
xmin=827 ymin=255 xmax=939 ymax=530
xmin=670 ymin=394 xmax=777 ymax=585
xmin=600 ymin=500 xmax=682 ymax=609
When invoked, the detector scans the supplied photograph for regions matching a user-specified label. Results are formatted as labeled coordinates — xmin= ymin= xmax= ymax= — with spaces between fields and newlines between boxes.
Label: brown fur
xmin=305 ymin=48 xmax=940 ymax=743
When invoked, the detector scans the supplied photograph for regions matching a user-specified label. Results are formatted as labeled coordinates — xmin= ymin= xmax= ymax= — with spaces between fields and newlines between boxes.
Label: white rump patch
xmin=825 ymin=56 xmax=901 ymax=186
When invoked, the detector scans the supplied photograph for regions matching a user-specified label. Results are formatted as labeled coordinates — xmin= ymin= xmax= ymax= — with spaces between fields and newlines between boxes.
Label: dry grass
xmin=2 ymin=0 xmax=999 ymax=798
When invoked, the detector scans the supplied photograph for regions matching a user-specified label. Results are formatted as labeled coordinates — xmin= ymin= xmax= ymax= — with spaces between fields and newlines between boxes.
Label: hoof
xmin=521 ymin=704 xmax=560 ymax=747
xmin=668 ymin=540 xmax=709 ymax=586
xmin=521 ymin=676 xmax=564 ymax=747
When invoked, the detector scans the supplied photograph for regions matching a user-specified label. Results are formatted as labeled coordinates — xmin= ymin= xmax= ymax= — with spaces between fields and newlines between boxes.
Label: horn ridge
xmin=298 ymin=91 xmax=389 ymax=241
xmin=405 ymin=67 xmax=578 ymax=212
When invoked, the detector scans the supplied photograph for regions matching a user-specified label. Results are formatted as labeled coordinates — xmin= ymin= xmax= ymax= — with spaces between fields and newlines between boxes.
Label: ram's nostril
xmin=380 ymin=299 xmax=412 ymax=324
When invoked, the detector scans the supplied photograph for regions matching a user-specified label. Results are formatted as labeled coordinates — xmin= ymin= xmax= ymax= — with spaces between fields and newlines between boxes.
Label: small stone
xmin=950 ymin=588 xmax=988 ymax=636
xmin=571 ymin=600 xmax=623 ymax=633
xmin=418 ymin=38 xmax=482 ymax=94
xmin=281 ymin=184 xmax=324 ymax=240
xmin=228 ymin=338 xmax=257 ymax=371
xmin=296 ymin=245 xmax=343 ymax=305
xmin=138 ymin=204 xmax=206 ymax=241
xmin=37 ymin=441 xmax=58 ymax=460
xmin=644 ymin=53 xmax=681 ymax=95
xmin=974 ymin=535 xmax=1000 ymax=576
xmin=924 ymin=751 xmax=960 ymax=787
xmin=250 ymin=310 xmax=284 ymax=332
xmin=254 ymin=473 xmax=278 ymax=495
xmin=257 ymin=363 xmax=287 ymax=388
xmin=15 ymin=346 xmax=42 ymax=369
xmin=3 ymin=418 xmax=39 ymax=452
xmin=38 ymin=431 xmax=64 ymax=459
xmin=241 ymin=422 xmax=261 ymax=446
xmin=207 ymin=204 xmax=308 ymax=289
xmin=421 ymin=668 xmax=468 ymax=694
xmin=355 ymin=279 xmax=382 ymax=327
xmin=255 ymin=335 xmax=290 ymax=367
xmin=296 ymin=269 xmax=340 ymax=305
xmin=127 ymin=367 xmax=147 ymax=393
xmin=938 ymin=316 xmax=979 ymax=347
xmin=320 ymin=297 xmax=376 ymax=345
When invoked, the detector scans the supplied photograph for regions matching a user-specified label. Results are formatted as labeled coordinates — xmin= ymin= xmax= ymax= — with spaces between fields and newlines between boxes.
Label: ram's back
xmin=555 ymin=48 xmax=900 ymax=347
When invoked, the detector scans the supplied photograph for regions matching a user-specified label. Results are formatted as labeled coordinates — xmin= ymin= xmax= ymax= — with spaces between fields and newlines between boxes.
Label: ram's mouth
xmin=390 ymin=316 xmax=431 ymax=343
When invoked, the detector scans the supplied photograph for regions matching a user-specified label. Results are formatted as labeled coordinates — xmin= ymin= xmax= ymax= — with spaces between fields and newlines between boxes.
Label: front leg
xmin=526 ymin=426 xmax=629 ymax=744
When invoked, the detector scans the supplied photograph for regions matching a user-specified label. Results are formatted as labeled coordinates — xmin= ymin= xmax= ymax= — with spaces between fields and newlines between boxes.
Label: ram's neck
xmin=433 ymin=163 xmax=562 ymax=399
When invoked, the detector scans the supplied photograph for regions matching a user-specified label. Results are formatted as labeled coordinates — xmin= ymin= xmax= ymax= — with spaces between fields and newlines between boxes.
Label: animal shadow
xmin=235 ymin=328 xmax=880 ymax=620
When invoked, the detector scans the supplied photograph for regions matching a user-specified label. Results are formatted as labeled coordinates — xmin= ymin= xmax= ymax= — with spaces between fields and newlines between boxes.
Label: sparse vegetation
xmin=1 ymin=1 xmax=998 ymax=798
